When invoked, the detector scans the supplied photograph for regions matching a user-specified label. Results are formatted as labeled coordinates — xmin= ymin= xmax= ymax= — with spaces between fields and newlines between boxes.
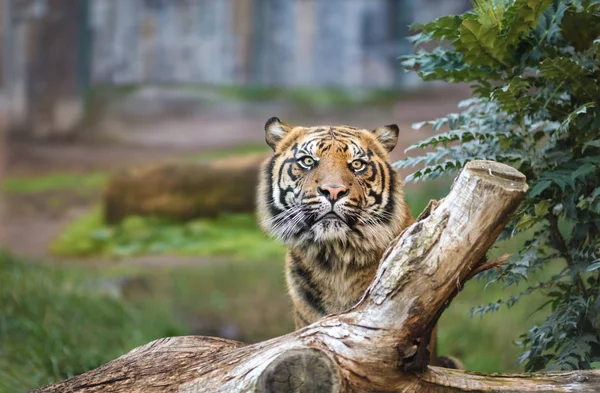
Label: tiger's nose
xmin=317 ymin=184 xmax=349 ymax=202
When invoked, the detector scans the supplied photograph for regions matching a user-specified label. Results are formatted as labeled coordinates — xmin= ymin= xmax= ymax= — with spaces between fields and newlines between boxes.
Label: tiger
xmin=256 ymin=117 xmax=462 ymax=369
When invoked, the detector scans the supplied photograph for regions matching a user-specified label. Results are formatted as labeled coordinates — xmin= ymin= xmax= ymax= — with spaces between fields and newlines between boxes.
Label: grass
xmin=127 ymin=259 xmax=294 ymax=343
xmin=0 ymin=251 xmax=185 ymax=393
xmin=44 ymin=233 xmax=553 ymax=379
xmin=2 ymin=173 xmax=108 ymax=194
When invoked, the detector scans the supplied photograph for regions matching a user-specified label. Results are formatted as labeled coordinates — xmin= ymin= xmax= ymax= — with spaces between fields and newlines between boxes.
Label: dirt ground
xmin=1 ymin=84 xmax=471 ymax=260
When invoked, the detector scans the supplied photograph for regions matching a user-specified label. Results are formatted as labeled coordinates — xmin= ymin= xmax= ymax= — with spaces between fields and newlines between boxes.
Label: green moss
xmin=50 ymin=209 xmax=286 ymax=261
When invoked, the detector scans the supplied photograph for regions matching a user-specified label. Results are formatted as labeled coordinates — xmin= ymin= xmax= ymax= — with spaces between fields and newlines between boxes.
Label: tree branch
xmin=32 ymin=161 xmax=600 ymax=393
xmin=465 ymin=253 xmax=510 ymax=281
xmin=547 ymin=213 xmax=588 ymax=296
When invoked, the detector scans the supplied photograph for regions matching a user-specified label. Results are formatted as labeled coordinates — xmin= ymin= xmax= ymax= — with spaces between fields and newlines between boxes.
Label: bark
xmin=18 ymin=0 xmax=83 ymax=138
xmin=35 ymin=161 xmax=600 ymax=392
xmin=103 ymin=154 xmax=265 ymax=224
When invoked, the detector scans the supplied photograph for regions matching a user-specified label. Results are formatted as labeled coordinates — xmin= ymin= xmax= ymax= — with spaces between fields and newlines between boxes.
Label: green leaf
xmin=422 ymin=15 xmax=463 ymax=41
xmin=491 ymin=78 xmax=530 ymax=114
xmin=587 ymin=261 xmax=600 ymax=272
xmin=583 ymin=140 xmax=600 ymax=152
xmin=534 ymin=2 xmax=568 ymax=45
xmin=403 ymin=49 xmax=502 ymax=83
xmin=556 ymin=103 xmax=596 ymax=134
xmin=571 ymin=163 xmax=597 ymax=182
xmin=539 ymin=57 xmax=587 ymax=80
xmin=534 ymin=200 xmax=551 ymax=217
xmin=504 ymin=0 xmax=552 ymax=43
xmin=455 ymin=19 xmax=508 ymax=68
xmin=539 ymin=58 xmax=598 ymax=101
xmin=529 ymin=180 xmax=552 ymax=198
xmin=399 ymin=0 xmax=600 ymax=374
xmin=561 ymin=8 xmax=600 ymax=51
xmin=515 ymin=214 xmax=537 ymax=232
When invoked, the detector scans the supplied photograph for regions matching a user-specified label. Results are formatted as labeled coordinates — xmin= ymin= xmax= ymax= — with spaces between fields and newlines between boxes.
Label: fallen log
xmin=103 ymin=154 xmax=265 ymax=224
xmin=35 ymin=160 xmax=600 ymax=392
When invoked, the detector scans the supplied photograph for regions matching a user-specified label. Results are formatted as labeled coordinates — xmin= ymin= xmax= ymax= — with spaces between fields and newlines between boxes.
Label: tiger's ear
xmin=265 ymin=117 xmax=292 ymax=150
xmin=372 ymin=124 xmax=399 ymax=152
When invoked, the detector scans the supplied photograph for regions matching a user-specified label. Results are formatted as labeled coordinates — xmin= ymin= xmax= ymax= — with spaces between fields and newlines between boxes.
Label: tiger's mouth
xmin=313 ymin=212 xmax=350 ymax=228
xmin=316 ymin=212 xmax=342 ymax=221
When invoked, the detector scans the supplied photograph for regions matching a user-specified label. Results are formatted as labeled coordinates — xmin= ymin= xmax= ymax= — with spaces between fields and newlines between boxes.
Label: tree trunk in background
xmin=313 ymin=0 xmax=346 ymax=86
xmin=4 ymin=0 xmax=85 ymax=139
xmin=0 ymin=11 xmax=5 ymax=239
xmin=251 ymin=0 xmax=294 ymax=85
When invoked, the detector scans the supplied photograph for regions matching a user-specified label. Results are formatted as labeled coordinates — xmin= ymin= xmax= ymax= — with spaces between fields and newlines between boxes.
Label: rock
xmin=103 ymin=154 xmax=266 ymax=224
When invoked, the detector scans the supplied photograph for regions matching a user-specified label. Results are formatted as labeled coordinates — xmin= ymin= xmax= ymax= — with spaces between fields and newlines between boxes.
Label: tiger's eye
xmin=299 ymin=156 xmax=315 ymax=167
xmin=351 ymin=160 xmax=366 ymax=171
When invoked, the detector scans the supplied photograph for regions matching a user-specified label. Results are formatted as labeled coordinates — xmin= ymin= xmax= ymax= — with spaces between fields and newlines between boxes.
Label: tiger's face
xmin=258 ymin=117 xmax=409 ymax=252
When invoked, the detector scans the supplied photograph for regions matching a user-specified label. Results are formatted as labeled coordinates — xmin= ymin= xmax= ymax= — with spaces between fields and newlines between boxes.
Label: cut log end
xmin=465 ymin=160 xmax=527 ymax=189
xmin=257 ymin=349 xmax=341 ymax=393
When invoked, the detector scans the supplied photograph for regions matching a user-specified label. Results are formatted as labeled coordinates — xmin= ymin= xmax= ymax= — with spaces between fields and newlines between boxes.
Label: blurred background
xmin=0 ymin=1 xmax=547 ymax=391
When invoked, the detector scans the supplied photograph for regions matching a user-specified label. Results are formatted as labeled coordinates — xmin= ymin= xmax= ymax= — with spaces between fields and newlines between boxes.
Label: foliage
xmin=50 ymin=210 xmax=286 ymax=261
xmin=2 ymin=173 xmax=107 ymax=194
xmin=0 ymin=251 xmax=184 ymax=393
xmin=400 ymin=0 xmax=600 ymax=371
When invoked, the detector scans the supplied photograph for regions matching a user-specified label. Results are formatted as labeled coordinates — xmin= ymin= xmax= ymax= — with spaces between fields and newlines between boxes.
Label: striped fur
xmin=257 ymin=119 xmax=412 ymax=325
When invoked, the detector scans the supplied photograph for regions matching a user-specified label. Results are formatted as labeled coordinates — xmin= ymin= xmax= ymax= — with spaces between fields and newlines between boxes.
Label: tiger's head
xmin=257 ymin=117 xmax=412 ymax=255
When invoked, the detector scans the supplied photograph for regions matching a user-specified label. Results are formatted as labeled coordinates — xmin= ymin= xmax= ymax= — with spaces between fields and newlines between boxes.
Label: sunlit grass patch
xmin=50 ymin=209 xmax=286 ymax=261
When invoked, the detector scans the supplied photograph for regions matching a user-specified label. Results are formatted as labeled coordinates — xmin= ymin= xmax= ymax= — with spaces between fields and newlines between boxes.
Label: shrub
xmin=399 ymin=0 xmax=600 ymax=371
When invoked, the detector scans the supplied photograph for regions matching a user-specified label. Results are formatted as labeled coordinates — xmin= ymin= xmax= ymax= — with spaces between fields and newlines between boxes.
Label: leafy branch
xmin=399 ymin=0 xmax=600 ymax=371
